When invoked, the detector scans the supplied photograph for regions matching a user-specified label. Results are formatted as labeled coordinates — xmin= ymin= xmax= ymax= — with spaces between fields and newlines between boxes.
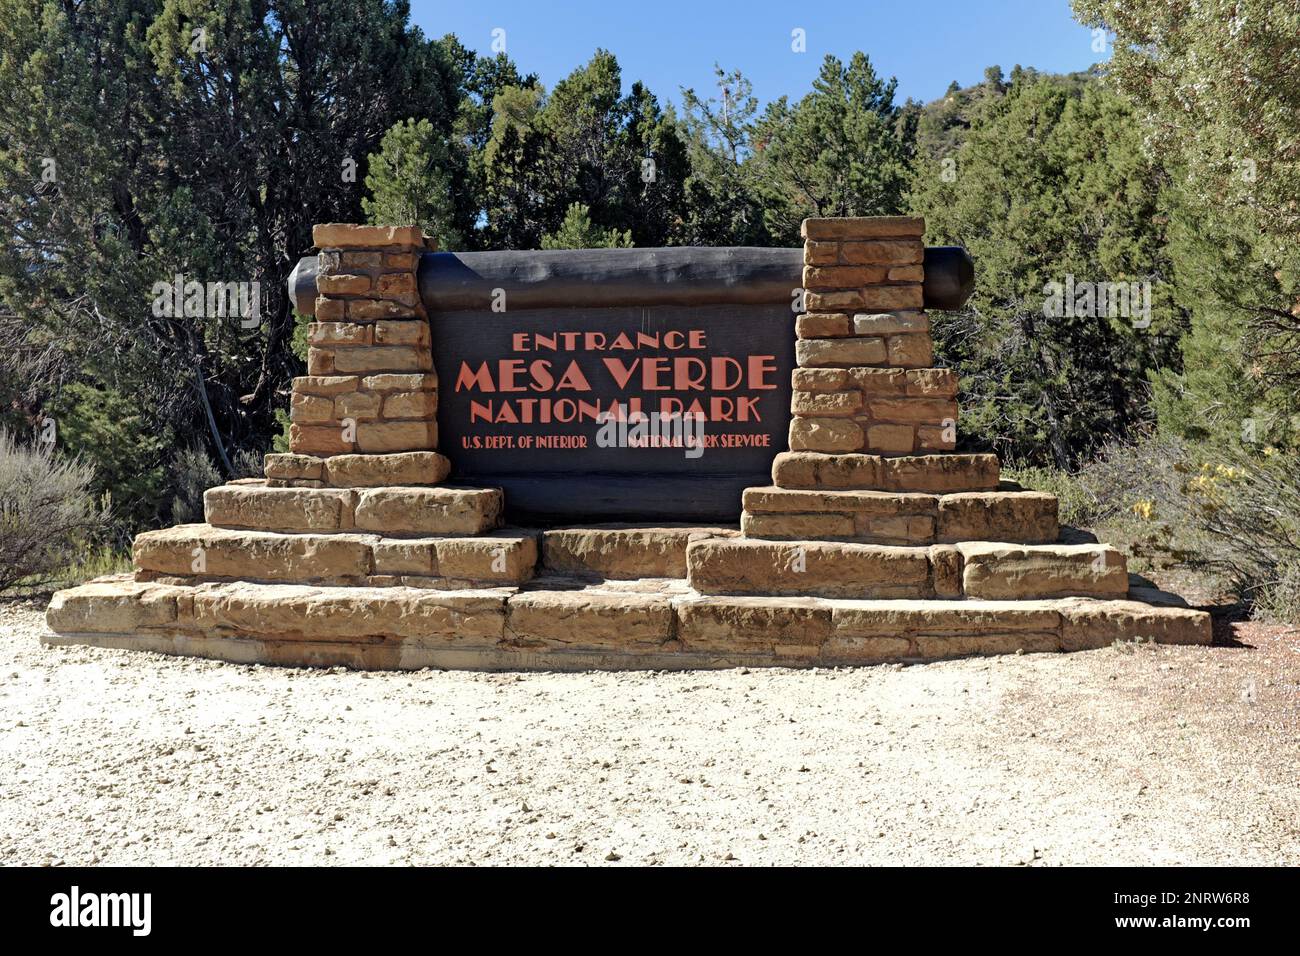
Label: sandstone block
xmin=263 ymin=453 xmax=324 ymax=482
xmin=322 ymin=451 xmax=450 ymax=487
xmin=334 ymin=391 xmax=381 ymax=421
xmin=866 ymin=398 xmax=958 ymax=425
xmin=133 ymin=526 xmax=372 ymax=582
xmin=316 ymin=274 xmax=371 ymax=296
xmin=46 ymin=579 xmax=181 ymax=633
xmin=789 ymin=417 xmax=864 ymax=453
xmin=801 ymin=217 xmax=925 ymax=240
xmin=861 ymin=286 xmax=924 ymax=311
xmin=349 ymin=299 xmax=419 ymax=321
xmin=309 ymin=322 xmax=371 ymax=346
xmin=383 ymin=251 xmax=421 ymax=270
xmin=376 ymin=273 xmax=417 ymax=295
xmin=506 ymin=591 xmax=674 ymax=649
xmin=917 ymin=426 xmax=956 ymax=451
xmin=791 ymin=389 xmax=862 ymax=417
xmin=905 ymin=368 xmax=958 ymax=397
xmin=329 ymin=346 xmax=431 ymax=375
xmin=293 ymin=375 xmax=360 ymax=397
xmin=740 ymin=512 xmax=856 ymax=540
xmin=373 ymin=320 xmax=430 ymax=346
xmin=674 ymin=596 xmax=833 ymax=653
xmin=1058 ymin=598 xmax=1212 ymax=650
xmin=802 ymin=240 xmax=840 ymax=266
xmin=742 ymin=486 xmax=937 ymax=518
xmin=354 ymin=420 xmax=437 ymax=453
xmin=848 ymin=367 xmax=907 ymax=395
xmin=937 ymin=491 xmax=1059 ymax=544
xmin=839 ymin=240 xmax=924 ymax=265
xmin=339 ymin=251 xmax=383 ymax=270
xmin=289 ymin=423 xmax=350 ymax=456
xmin=382 ymin=390 xmax=437 ymax=419
xmin=313 ymin=224 xmax=424 ymax=249
xmin=878 ymin=455 xmax=999 ymax=493
xmin=958 ymin=543 xmax=1128 ymax=600
xmin=796 ymin=337 xmax=887 ymax=367
xmin=204 ymin=485 xmax=355 ymax=532
xmin=865 ymin=424 xmax=915 ymax=454
xmin=791 ymin=367 xmax=850 ymax=391
xmin=190 ymin=583 xmax=506 ymax=644
xmin=796 ymin=312 xmax=851 ymax=338
xmin=353 ymin=487 xmax=501 ymax=535
xmin=290 ymin=393 xmax=334 ymax=424
xmin=314 ymin=297 xmax=346 ymax=321
xmin=802 ymin=265 xmax=889 ymax=288
xmin=929 ymin=545 xmax=963 ymax=599
xmin=772 ymin=451 xmax=1000 ymax=493
xmin=687 ymin=538 xmax=931 ymax=599
xmin=853 ymin=311 xmax=929 ymax=336
xmin=434 ymin=534 xmax=538 ymax=584
xmin=804 ymin=290 xmax=865 ymax=311
xmin=888 ymin=265 xmax=925 ymax=282
xmin=362 ymin=372 xmax=438 ymax=392
xmin=887 ymin=334 xmax=933 ymax=367
xmin=541 ymin=525 xmax=738 ymax=579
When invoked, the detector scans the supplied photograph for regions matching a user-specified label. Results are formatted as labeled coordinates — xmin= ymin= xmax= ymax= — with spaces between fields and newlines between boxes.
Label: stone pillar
xmin=265 ymin=224 xmax=449 ymax=488
xmin=791 ymin=216 xmax=957 ymax=457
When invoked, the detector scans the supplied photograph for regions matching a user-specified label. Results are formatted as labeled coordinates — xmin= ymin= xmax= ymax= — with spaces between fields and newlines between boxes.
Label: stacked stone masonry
xmin=41 ymin=216 xmax=1213 ymax=670
xmin=793 ymin=217 xmax=951 ymax=458
xmin=288 ymin=225 xmax=445 ymax=474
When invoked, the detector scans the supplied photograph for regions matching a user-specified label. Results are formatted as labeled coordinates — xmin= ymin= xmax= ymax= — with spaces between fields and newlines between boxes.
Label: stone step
xmin=264 ymin=451 xmax=451 ymax=488
xmin=686 ymin=538 xmax=1127 ymax=600
xmin=541 ymin=524 xmax=740 ymax=579
xmin=772 ymin=451 xmax=1000 ymax=492
xmin=203 ymin=481 xmax=501 ymax=535
xmin=741 ymin=486 xmax=1058 ymax=545
xmin=44 ymin=575 xmax=1210 ymax=670
xmin=132 ymin=524 xmax=537 ymax=588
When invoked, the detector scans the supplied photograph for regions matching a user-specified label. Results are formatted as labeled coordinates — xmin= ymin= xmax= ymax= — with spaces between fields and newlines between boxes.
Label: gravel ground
xmin=1 ymin=600 xmax=1297 ymax=866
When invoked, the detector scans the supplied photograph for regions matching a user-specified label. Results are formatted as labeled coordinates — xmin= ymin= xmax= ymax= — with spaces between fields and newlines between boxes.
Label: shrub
xmin=1002 ymin=463 xmax=1103 ymax=528
xmin=1057 ymin=434 xmax=1300 ymax=618
xmin=168 ymin=447 xmax=221 ymax=525
xmin=0 ymin=429 xmax=105 ymax=594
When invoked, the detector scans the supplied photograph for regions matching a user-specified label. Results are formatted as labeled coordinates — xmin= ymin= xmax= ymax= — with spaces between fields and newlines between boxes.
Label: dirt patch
xmin=1 ymin=601 xmax=1296 ymax=865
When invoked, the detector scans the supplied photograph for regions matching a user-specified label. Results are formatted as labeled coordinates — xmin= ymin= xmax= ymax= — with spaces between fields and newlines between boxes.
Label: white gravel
xmin=2 ymin=601 xmax=1297 ymax=865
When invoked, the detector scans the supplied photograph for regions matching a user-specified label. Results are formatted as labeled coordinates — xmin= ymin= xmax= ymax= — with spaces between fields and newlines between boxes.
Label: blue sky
xmin=410 ymin=0 xmax=1103 ymax=108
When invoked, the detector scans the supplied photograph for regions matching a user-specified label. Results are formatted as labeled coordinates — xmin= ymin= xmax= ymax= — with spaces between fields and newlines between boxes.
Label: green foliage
xmin=476 ymin=51 xmax=690 ymax=249
xmin=541 ymin=203 xmax=633 ymax=250
xmin=0 ymin=0 xmax=464 ymax=536
xmin=677 ymin=67 xmax=773 ymax=246
xmin=168 ymin=447 xmax=220 ymax=526
xmin=45 ymin=383 xmax=167 ymax=538
xmin=364 ymin=119 xmax=461 ymax=248
xmin=1075 ymin=0 xmax=1300 ymax=451
xmin=911 ymin=74 xmax=1182 ymax=467
xmin=752 ymin=53 xmax=911 ymax=243
xmin=0 ymin=429 xmax=106 ymax=594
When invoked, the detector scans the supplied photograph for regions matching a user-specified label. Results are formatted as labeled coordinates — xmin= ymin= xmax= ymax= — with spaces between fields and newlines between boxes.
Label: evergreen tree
xmin=540 ymin=203 xmax=633 ymax=249
xmin=751 ymin=53 xmax=911 ymax=243
xmin=363 ymin=119 xmax=461 ymax=248
xmin=911 ymin=74 xmax=1182 ymax=467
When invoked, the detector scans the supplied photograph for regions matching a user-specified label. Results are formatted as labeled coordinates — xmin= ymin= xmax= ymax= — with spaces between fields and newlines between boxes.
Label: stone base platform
xmin=44 ymin=574 xmax=1211 ymax=671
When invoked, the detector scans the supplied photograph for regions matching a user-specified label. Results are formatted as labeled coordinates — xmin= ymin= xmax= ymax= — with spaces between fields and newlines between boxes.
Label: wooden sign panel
xmin=430 ymin=303 xmax=794 ymax=522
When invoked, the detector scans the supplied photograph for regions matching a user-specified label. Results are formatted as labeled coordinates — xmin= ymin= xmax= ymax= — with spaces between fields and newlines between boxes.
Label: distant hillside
xmin=913 ymin=65 xmax=1097 ymax=161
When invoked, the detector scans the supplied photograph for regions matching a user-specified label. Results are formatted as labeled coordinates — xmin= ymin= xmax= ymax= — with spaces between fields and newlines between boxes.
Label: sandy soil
xmin=1 ymin=601 xmax=1296 ymax=866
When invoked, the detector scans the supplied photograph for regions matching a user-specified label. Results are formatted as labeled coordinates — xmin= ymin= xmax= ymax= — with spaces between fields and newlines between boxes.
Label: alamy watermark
xmin=151 ymin=275 xmax=263 ymax=328
xmin=1042 ymin=274 xmax=1152 ymax=328
xmin=50 ymin=886 xmax=151 ymax=936
xmin=595 ymin=410 xmax=705 ymax=460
